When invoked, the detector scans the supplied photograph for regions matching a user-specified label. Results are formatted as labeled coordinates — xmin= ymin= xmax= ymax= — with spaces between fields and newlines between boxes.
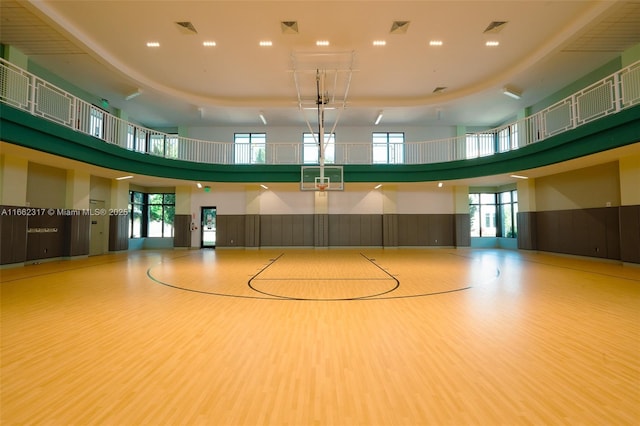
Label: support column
xmin=108 ymin=179 xmax=129 ymax=251
xmin=382 ymin=185 xmax=398 ymax=247
xmin=174 ymin=185 xmax=193 ymax=248
xmin=245 ymin=187 xmax=261 ymax=247
xmin=517 ymin=179 xmax=537 ymax=250
xmin=453 ymin=185 xmax=470 ymax=247
xmin=65 ymin=170 xmax=90 ymax=256
xmin=619 ymin=154 xmax=640 ymax=263
xmin=0 ymin=154 xmax=28 ymax=206
xmin=0 ymin=154 xmax=28 ymax=264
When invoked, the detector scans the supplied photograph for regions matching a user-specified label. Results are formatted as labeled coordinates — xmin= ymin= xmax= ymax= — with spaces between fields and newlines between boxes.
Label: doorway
xmin=89 ymin=199 xmax=106 ymax=256
xmin=201 ymin=206 xmax=217 ymax=248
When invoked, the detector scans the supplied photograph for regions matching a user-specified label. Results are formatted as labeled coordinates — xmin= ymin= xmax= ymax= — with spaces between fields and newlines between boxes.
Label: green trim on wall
xmin=1 ymin=103 xmax=639 ymax=184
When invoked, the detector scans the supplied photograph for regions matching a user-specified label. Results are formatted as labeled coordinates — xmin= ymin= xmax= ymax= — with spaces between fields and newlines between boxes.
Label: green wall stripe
xmin=1 ymin=103 xmax=639 ymax=183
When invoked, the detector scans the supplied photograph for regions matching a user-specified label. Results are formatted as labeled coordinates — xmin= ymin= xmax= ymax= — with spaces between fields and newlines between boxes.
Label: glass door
xmin=201 ymin=206 xmax=217 ymax=248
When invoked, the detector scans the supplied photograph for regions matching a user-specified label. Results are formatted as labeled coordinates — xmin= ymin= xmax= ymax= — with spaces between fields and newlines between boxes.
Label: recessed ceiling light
xmin=373 ymin=40 xmax=386 ymax=46
xmin=438 ymin=182 xmax=443 ymax=188
xmin=429 ymin=40 xmax=443 ymax=46
xmin=260 ymin=184 xmax=269 ymax=190
xmin=203 ymin=41 xmax=216 ymax=47
xmin=316 ymin=40 xmax=330 ymax=46
xmin=146 ymin=42 xmax=160 ymax=47
xmin=259 ymin=40 xmax=272 ymax=47
xmin=485 ymin=40 xmax=500 ymax=47
xmin=510 ymin=174 xmax=529 ymax=179
xmin=116 ymin=175 xmax=134 ymax=180
xmin=196 ymin=182 xmax=203 ymax=188
xmin=374 ymin=184 xmax=382 ymax=189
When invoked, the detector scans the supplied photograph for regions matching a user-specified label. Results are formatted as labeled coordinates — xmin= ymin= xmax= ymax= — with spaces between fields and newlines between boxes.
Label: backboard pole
xmin=317 ymin=69 xmax=326 ymax=184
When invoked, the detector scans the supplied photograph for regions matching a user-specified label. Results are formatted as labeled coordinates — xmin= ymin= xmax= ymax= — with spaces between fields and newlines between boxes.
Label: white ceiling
xmin=2 ymin=0 xmax=639 ymax=129
xmin=1 ymin=1 xmax=639 ymax=189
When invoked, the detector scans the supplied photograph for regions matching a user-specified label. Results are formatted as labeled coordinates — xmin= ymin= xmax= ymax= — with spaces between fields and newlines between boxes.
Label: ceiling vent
xmin=390 ymin=21 xmax=410 ymax=34
xmin=281 ymin=21 xmax=299 ymax=34
xmin=175 ymin=21 xmax=198 ymax=34
xmin=433 ymin=87 xmax=447 ymax=93
xmin=483 ymin=21 xmax=508 ymax=34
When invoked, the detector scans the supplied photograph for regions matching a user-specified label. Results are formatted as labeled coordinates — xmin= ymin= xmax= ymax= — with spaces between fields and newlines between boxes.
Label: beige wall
xmin=0 ymin=155 xmax=28 ymax=206
xmin=26 ymin=162 xmax=66 ymax=209
xmin=535 ymin=162 xmax=620 ymax=211
xmin=90 ymin=176 xmax=112 ymax=207
xmin=619 ymin=153 xmax=640 ymax=206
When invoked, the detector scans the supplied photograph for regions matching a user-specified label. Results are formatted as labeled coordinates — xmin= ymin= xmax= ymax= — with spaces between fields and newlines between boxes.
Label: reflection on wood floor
xmin=1 ymin=248 xmax=639 ymax=425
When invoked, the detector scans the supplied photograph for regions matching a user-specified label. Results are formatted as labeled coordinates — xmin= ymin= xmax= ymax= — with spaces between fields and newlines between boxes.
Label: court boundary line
xmin=246 ymin=253 xmax=400 ymax=301
xmin=145 ymin=249 xmax=494 ymax=300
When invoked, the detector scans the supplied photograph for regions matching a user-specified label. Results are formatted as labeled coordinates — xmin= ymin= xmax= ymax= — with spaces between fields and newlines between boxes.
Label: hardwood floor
xmin=1 ymin=248 xmax=639 ymax=425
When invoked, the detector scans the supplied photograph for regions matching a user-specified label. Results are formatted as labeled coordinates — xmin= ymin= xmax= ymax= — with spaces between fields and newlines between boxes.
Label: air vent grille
xmin=484 ymin=21 xmax=508 ymax=34
xmin=175 ymin=21 xmax=198 ymax=34
xmin=390 ymin=21 xmax=410 ymax=34
xmin=281 ymin=21 xmax=299 ymax=34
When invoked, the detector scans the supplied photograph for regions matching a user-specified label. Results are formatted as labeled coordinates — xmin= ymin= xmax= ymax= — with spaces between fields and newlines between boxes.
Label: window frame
xmin=234 ymin=132 xmax=267 ymax=164
xmin=372 ymin=132 xmax=405 ymax=164
xmin=470 ymin=190 xmax=518 ymax=238
xmin=303 ymin=132 xmax=336 ymax=164
xmin=128 ymin=191 xmax=176 ymax=238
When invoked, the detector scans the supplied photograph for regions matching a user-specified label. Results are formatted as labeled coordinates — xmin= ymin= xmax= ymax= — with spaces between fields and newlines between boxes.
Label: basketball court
xmin=1 ymin=248 xmax=638 ymax=425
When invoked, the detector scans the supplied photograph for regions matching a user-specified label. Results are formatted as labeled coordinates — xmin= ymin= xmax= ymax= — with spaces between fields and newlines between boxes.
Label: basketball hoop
xmin=314 ymin=176 xmax=330 ymax=192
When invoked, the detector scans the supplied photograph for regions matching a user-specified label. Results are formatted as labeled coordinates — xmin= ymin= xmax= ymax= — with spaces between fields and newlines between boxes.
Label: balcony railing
xmin=1 ymin=58 xmax=638 ymax=166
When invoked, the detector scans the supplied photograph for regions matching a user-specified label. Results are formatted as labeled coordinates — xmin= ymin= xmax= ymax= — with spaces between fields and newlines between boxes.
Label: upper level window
xmin=234 ymin=133 xmax=266 ymax=164
xmin=90 ymin=107 xmax=104 ymax=138
xmin=166 ymin=135 xmax=179 ymax=159
xmin=373 ymin=132 xmax=404 ymax=164
xmin=149 ymin=134 xmax=165 ymax=156
xmin=147 ymin=134 xmax=179 ymax=158
xmin=498 ymin=123 xmax=519 ymax=153
xmin=136 ymin=129 xmax=147 ymax=153
xmin=126 ymin=125 xmax=135 ymax=151
xmin=303 ymin=132 xmax=335 ymax=164
xmin=466 ymin=133 xmax=495 ymax=158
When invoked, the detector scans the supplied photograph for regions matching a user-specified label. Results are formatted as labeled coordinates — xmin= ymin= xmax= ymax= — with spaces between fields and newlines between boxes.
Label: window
xmin=128 ymin=192 xmax=175 ymax=238
xmin=466 ymin=132 xmax=495 ymax=158
xmin=470 ymin=191 xmax=518 ymax=238
xmin=498 ymin=123 xmax=519 ymax=152
xmin=129 ymin=191 xmax=144 ymax=238
xmin=166 ymin=135 xmax=179 ymax=159
xmin=373 ymin=132 xmax=404 ymax=164
xmin=499 ymin=190 xmax=518 ymax=238
xmin=303 ymin=132 xmax=335 ymax=164
xmin=234 ymin=133 xmax=266 ymax=164
xmin=148 ymin=193 xmax=175 ymax=237
xmin=136 ymin=129 xmax=147 ymax=153
xmin=126 ymin=125 xmax=135 ymax=151
xmin=90 ymin=107 xmax=104 ymax=138
xmin=149 ymin=134 xmax=165 ymax=156
xmin=469 ymin=193 xmax=497 ymax=237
